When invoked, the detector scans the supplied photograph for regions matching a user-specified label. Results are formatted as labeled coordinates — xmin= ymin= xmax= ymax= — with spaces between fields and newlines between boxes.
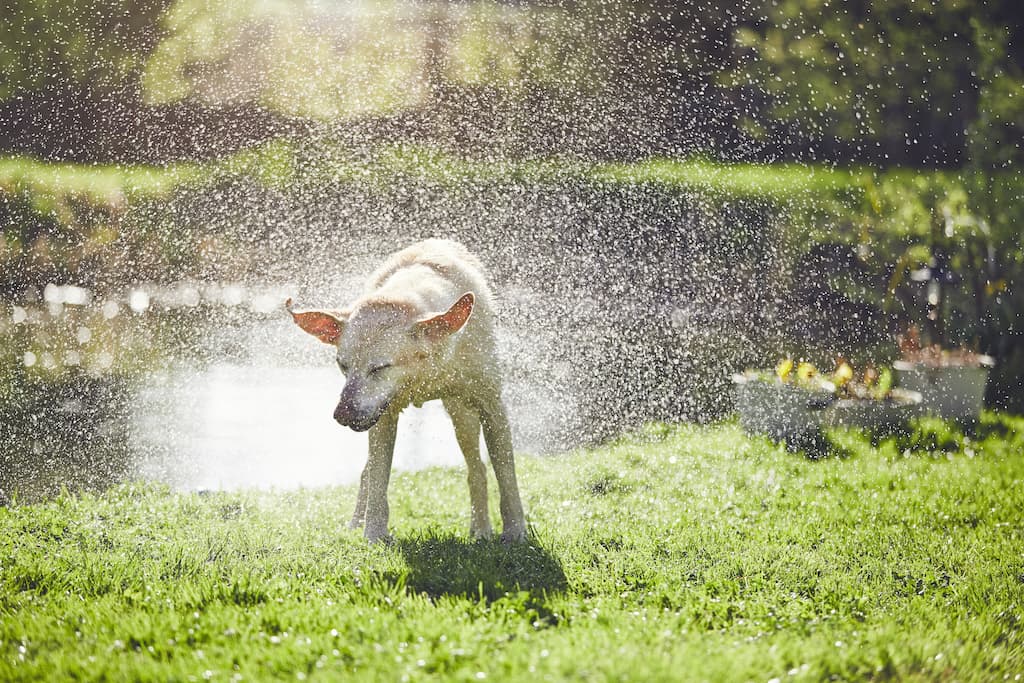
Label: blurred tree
xmin=0 ymin=0 xmax=1021 ymax=164
xmin=968 ymin=13 xmax=1024 ymax=170
xmin=0 ymin=0 xmax=172 ymax=99
xmin=0 ymin=0 xmax=306 ymax=161
xmin=732 ymin=0 xmax=1023 ymax=166
xmin=142 ymin=0 xmax=431 ymax=118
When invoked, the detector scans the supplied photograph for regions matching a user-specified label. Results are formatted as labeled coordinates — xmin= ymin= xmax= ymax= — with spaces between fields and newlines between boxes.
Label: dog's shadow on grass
xmin=389 ymin=532 xmax=568 ymax=603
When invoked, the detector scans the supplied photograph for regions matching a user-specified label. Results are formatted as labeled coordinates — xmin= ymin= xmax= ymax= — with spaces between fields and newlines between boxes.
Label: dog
xmin=287 ymin=239 xmax=526 ymax=543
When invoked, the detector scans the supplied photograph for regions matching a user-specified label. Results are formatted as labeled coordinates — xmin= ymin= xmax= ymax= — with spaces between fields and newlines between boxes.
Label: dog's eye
xmin=368 ymin=363 xmax=392 ymax=376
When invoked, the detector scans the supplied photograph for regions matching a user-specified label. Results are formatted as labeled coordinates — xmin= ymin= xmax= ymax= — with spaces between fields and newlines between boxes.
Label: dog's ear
xmin=415 ymin=292 xmax=474 ymax=342
xmin=286 ymin=298 xmax=348 ymax=345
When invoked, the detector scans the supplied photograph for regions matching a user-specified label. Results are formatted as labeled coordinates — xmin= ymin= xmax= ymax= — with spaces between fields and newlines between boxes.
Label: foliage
xmin=594 ymin=156 xmax=1023 ymax=378
xmin=2 ymin=417 xmax=1023 ymax=680
xmin=2 ymin=145 xmax=1020 ymax=357
xmin=0 ymin=0 xmax=173 ymax=100
xmin=733 ymin=0 xmax=1024 ymax=166
xmin=768 ymin=358 xmax=896 ymax=402
xmin=968 ymin=16 xmax=1024 ymax=170
xmin=0 ymin=155 xmax=203 ymax=292
xmin=3 ymin=0 xmax=1022 ymax=163
xmin=142 ymin=0 xmax=431 ymax=118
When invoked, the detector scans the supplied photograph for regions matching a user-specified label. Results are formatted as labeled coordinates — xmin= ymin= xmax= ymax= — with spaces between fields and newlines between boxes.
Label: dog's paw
xmin=500 ymin=526 xmax=527 ymax=544
xmin=364 ymin=528 xmax=393 ymax=545
xmin=470 ymin=525 xmax=494 ymax=541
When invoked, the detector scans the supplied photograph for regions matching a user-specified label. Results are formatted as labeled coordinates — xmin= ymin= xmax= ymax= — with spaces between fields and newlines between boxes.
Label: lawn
xmin=2 ymin=415 xmax=1023 ymax=681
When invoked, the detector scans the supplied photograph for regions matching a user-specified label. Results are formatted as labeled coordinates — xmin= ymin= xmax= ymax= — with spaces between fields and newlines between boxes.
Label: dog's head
xmin=287 ymin=293 xmax=474 ymax=431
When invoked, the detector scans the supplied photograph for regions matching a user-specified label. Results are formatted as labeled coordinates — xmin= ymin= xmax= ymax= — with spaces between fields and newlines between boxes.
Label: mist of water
xmin=2 ymin=0 xmax=1013 ymax=502
xmin=1 ymin=173 xmax=793 ymax=501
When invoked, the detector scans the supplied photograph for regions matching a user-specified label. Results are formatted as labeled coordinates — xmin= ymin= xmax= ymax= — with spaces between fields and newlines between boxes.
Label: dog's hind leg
xmin=479 ymin=397 xmax=527 ymax=543
xmin=362 ymin=412 xmax=398 ymax=543
xmin=444 ymin=399 xmax=493 ymax=540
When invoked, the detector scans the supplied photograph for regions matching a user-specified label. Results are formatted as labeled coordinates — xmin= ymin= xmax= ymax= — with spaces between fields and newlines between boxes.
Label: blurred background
xmin=1 ymin=0 xmax=1022 ymax=499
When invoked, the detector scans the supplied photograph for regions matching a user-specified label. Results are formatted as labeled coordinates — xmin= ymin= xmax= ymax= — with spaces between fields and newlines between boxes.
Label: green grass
xmin=0 ymin=142 xmax=997 ymax=212
xmin=4 ymin=143 xmax=1018 ymax=254
xmin=2 ymin=415 xmax=1023 ymax=681
xmin=591 ymin=157 xmax=869 ymax=198
xmin=0 ymin=155 xmax=204 ymax=213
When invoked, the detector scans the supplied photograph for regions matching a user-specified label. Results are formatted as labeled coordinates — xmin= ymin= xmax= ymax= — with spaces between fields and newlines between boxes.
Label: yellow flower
xmin=833 ymin=361 xmax=854 ymax=386
xmin=776 ymin=358 xmax=794 ymax=380
xmin=796 ymin=362 xmax=817 ymax=382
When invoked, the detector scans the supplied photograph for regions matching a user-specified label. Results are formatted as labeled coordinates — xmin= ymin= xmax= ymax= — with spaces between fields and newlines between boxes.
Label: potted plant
xmin=894 ymin=327 xmax=994 ymax=423
xmin=733 ymin=360 xmax=835 ymax=445
xmin=734 ymin=359 xmax=923 ymax=442
xmin=883 ymin=192 xmax=996 ymax=423
xmin=823 ymin=360 xmax=922 ymax=431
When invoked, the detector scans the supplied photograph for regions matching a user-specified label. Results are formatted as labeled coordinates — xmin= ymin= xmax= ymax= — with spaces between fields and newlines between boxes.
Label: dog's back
xmin=364 ymin=238 xmax=496 ymax=333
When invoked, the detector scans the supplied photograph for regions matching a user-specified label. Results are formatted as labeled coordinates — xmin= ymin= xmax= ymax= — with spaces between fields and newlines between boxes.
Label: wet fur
xmin=289 ymin=239 xmax=526 ymax=543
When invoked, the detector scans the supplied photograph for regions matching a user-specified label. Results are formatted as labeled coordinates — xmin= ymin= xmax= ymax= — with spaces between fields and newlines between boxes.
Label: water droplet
xmin=64 ymin=286 xmax=91 ymax=306
xmin=222 ymin=285 xmax=244 ymax=307
xmin=43 ymin=283 xmax=61 ymax=303
xmin=129 ymin=290 xmax=151 ymax=313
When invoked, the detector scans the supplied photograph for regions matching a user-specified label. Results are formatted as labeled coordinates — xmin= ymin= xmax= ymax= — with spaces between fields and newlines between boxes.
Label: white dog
xmin=287 ymin=239 xmax=526 ymax=542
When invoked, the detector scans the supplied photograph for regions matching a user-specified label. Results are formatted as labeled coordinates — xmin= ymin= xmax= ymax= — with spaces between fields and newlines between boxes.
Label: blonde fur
xmin=289 ymin=239 xmax=526 ymax=543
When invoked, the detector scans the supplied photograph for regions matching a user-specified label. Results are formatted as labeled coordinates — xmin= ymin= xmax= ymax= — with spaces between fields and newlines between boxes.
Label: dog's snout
xmin=333 ymin=399 xmax=352 ymax=426
xmin=334 ymin=404 xmax=380 ymax=432
xmin=333 ymin=382 xmax=387 ymax=432
xmin=333 ymin=390 xmax=360 ymax=425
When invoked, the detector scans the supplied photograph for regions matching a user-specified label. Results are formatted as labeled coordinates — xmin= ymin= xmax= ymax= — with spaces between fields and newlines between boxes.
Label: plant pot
xmin=822 ymin=389 xmax=922 ymax=432
xmin=893 ymin=357 xmax=993 ymax=422
xmin=733 ymin=374 xmax=832 ymax=443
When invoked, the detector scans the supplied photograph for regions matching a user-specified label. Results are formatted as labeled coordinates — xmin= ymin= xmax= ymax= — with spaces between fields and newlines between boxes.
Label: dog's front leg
xmin=362 ymin=412 xmax=398 ymax=543
xmin=480 ymin=399 xmax=527 ymax=543
xmin=444 ymin=398 xmax=493 ymax=540
xmin=348 ymin=465 xmax=371 ymax=530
